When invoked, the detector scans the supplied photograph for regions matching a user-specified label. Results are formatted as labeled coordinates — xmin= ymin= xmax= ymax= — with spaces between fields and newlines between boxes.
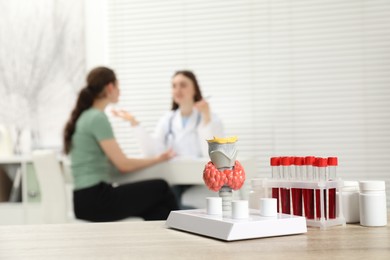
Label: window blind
xmin=105 ymin=0 xmax=390 ymax=207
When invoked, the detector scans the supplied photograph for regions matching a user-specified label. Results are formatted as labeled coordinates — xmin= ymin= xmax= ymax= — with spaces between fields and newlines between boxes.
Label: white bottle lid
xmin=359 ymin=180 xmax=386 ymax=191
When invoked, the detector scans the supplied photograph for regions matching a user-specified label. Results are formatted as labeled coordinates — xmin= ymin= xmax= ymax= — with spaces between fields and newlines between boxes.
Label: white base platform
xmin=166 ymin=209 xmax=307 ymax=241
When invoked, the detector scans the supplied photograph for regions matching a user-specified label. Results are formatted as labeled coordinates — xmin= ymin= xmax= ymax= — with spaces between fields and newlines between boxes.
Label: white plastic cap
xmin=259 ymin=198 xmax=277 ymax=217
xmin=232 ymin=200 xmax=249 ymax=219
xmin=206 ymin=197 xmax=222 ymax=215
xmin=359 ymin=180 xmax=386 ymax=191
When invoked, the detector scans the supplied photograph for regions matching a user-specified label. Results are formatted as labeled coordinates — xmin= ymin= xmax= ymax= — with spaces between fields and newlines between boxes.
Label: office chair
xmin=32 ymin=150 xmax=69 ymax=224
xmin=32 ymin=150 xmax=143 ymax=224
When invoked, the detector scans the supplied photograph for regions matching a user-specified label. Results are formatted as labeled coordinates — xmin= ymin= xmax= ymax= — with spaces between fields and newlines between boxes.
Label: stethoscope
xmin=164 ymin=111 xmax=202 ymax=147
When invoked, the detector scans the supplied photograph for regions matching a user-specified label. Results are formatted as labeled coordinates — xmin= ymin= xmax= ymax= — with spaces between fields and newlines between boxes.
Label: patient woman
xmin=63 ymin=66 xmax=178 ymax=222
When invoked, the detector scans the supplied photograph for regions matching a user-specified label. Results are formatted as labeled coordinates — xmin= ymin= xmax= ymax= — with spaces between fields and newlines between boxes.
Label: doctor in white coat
xmin=113 ymin=70 xmax=224 ymax=158
xmin=113 ymin=71 xmax=224 ymax=209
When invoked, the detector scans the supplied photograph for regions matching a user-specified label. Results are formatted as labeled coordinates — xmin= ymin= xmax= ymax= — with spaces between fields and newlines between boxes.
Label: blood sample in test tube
xmin=290 ymin=156 xmax=296 ymax=179
xmin=292 ymin=157 xmax=303 ymax=216
xmin=270 ymin=157 xmax=281 ymax=213
xmin=303 ymin=156 xmax=315 ymax=219
xmin=327 ymin=157 xmax=338 ymax=219
xmin=316 ymin=158 xmax=328 ymax=220
xmin=281 ymin=156 xmax=291 ymax=214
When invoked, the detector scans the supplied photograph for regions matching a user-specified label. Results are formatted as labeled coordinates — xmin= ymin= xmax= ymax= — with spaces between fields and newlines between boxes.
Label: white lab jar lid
xmin=359 ymin=180 xmax=385 ymax=192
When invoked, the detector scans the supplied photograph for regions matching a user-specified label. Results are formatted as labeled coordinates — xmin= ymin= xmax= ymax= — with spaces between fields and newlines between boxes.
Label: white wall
xmin=84 ymin=0 xmax=107 ymax=70
xmin=85 ymin=0 xmax=390 ymax=207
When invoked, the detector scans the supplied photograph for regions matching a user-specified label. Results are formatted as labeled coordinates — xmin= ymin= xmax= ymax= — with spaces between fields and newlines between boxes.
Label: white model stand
xmin=166 ymin=209 xmax=307 ymax=241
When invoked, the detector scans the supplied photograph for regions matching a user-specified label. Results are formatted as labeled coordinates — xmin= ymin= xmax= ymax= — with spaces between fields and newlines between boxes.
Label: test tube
xmin=316 ymin=158 xmax=328 ymax=220
xmin=292 ymin=157 xmax=303 ymax=216
xmin=280 ymin=156 xmax=291 ymax=214
xmin=327 ymin=157 xmax=338 ymax=219
xmin=290 ymin=156 xmax=296 ymax=179
xmin=303 ymin=156 xmax=315 ymax=219
xmin=270 ymin=157 xmax=281 ymax=213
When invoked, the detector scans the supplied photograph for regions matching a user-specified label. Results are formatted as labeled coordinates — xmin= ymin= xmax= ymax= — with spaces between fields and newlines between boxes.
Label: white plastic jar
xmin=337 ymin=181 xmax=360 ymax=223
xmin=359 ymin=181 xmax=387 ymax=227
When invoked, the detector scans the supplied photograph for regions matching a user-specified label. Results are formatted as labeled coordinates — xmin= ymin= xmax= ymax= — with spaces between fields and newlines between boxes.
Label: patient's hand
xmin=112 ymin=109 xmax=139 ymax=126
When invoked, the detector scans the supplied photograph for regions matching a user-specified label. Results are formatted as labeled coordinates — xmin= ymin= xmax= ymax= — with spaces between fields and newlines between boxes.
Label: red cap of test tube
xmin=290 ymin=156 xmax=296 ymax=165
xmin=317 ymin=158 xmax=328 ymax=167
xmin=270 ymin=157 xmax=281 ymax=166
xmin=328 ymin=157 xmax=338 ymax=166
xmin=294 ymin=157 xmax=304 ymax=166
xmin=281 ymin=156 xmax=291 ymax=166
xmin=313 ymin=157 xmax=319 ymax=167
xmin=304 ymin=156 xmax=315 ymax=165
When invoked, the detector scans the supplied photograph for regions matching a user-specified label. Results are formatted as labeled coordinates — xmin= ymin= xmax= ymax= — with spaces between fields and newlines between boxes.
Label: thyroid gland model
xmin=203 ymin=136 xmax=246 ymax=215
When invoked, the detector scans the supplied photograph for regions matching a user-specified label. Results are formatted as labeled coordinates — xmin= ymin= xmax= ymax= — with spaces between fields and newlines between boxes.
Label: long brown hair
xmin=63 ymin=67 xmax=116 ymax=154
xmin=171 ymin=70 xmax=203 ymax=110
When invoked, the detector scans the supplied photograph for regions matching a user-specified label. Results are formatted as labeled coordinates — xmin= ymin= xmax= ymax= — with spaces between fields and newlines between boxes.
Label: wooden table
xmin=0 ymin=219 xmax=389 ymax=259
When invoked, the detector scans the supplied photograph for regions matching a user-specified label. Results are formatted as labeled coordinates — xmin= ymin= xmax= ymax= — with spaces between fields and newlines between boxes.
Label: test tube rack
xmin=262 ymin=179 xmax=346 ymax=230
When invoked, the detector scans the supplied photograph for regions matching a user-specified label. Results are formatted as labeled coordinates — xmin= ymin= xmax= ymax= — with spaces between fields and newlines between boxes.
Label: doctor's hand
xmin=156 ymin=148 xmax=176 ymax=162
xmin=111 ymin=109 xmax=139 ymax=127
xmin=194 ymin=99 xmax=211 ymax=125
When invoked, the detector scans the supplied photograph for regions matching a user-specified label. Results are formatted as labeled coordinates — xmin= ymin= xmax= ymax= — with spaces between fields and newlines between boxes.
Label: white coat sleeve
xmin=131 ymin=114 xmax=169 ymax=157
xmin=197 ymin=113 xmax=225 ymax=157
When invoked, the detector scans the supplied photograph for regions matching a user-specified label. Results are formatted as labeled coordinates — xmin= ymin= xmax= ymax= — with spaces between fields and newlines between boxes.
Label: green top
xmin=70 ymin=108 xmax=114 ymax=190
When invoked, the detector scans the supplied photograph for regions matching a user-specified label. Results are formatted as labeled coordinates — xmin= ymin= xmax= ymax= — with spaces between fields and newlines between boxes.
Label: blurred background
xmin=0 ymin=0 xmax=389 ymax=224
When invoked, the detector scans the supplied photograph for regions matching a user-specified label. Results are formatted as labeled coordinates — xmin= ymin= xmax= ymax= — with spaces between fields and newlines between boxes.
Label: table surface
xmin=0 ymin=217 xmax=389 ymax=260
